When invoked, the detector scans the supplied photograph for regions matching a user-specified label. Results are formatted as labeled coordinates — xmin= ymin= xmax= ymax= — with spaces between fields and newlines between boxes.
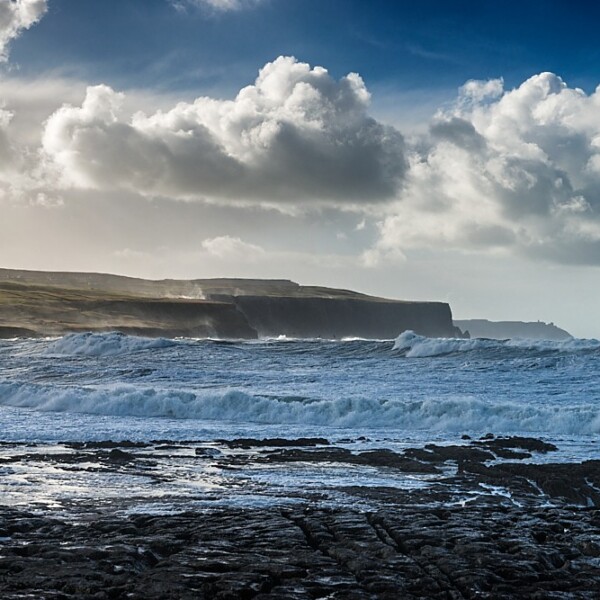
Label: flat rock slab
xmin=1 ymin=503 xmax=600 ymax=599
xmin=1 ymin=437 xmax=600 ymax=598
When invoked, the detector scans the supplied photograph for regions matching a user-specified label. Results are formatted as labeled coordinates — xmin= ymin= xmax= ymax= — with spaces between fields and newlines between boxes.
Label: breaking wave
xmin=44 ymin=332 xmax=177 ymax=357
xmin=28 ymin=330 xmax=600 ymax=361
xmin=1 ymin=381 xmax=599 ymax=434
xmin=393 ymin=330 xmax=600 ymax=358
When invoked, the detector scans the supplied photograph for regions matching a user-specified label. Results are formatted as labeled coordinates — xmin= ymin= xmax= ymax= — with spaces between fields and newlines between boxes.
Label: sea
xmin=1 ymin=330 xmax=599 ymax=510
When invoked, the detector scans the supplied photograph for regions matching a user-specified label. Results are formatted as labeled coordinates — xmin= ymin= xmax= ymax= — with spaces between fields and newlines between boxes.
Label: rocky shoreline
xmin=1 ymin=436 xmax=599 ymax=598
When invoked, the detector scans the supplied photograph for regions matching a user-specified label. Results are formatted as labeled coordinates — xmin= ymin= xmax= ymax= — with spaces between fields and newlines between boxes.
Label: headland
xmin=0 ymin=268 xmax=462 ymax=340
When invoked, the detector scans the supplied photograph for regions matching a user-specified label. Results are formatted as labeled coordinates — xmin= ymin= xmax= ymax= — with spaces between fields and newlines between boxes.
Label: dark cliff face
xmin=80 ymin=299 xmax=258 ymax=339
xmin=0 ymin=269 xmax=459 ymax=339
xmin=232 ymin=296 xmax=458 ymax=339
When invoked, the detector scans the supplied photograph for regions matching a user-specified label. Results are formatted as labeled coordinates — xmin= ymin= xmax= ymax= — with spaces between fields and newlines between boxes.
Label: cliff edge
xmin=0 ymin=269 xmax=460 ymax=339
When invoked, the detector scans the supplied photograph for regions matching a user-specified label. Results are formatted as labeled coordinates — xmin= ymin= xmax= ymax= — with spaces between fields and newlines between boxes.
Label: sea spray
xmin=44 ymin=331 xmax=177 ymax=357
xmin=393 ymin=330 xmax=600 ymax=358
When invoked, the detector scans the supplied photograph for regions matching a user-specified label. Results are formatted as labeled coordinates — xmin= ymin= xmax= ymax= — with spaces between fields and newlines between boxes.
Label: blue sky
xmin=12 ymin=0 xmax=600 ymax=94
xmin=2 ymin=0 xmax=600 ymax=337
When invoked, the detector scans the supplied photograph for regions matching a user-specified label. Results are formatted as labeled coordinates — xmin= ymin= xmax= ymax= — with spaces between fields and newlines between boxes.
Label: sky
xmin=1 ymin=0 xmax=600 ymax=337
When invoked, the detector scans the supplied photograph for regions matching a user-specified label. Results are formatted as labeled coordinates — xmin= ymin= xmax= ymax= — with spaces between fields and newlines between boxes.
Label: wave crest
xmin=1 ymin=381 xmax=599 ymax=434
xmin=44 ymin=332 xmax=176 ymax=357
xmin=393 ymin=330 xmax=600 ymax=358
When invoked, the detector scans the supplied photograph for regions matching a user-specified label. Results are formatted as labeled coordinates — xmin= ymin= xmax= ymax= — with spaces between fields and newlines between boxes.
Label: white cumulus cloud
xmin=201 ymin=235 xmax=265 ymax=260
xmin=367 ymin=72 xmax=600 ymax=265
xmin=5 ymin=60 xmax=600 ymax=267
xmin=0 ymin=0 xmax=47 ymax=61
xmin=41 ymin=56 xmax=406 ymax=207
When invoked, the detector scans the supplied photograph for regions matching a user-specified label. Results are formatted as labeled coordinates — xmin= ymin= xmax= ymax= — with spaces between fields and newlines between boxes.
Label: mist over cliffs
xmin=0 ymin=269 xmax=462 ymax=340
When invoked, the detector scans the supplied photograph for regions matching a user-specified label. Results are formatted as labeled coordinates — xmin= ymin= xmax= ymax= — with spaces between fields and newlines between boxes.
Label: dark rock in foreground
xmin=474 ymin=435 xmax=558 ymax=453
xmin=1 ymin=502 xmax=600 ymax=599
xmin=1 ymin=436 xmax=600 ymax=598
xmin=218 ymin=437 xmax=330 ymax=449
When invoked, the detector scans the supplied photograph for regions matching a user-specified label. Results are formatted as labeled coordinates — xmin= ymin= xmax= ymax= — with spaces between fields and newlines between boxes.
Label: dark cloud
xmin=430 ymin=117 xmax=485 ymax=152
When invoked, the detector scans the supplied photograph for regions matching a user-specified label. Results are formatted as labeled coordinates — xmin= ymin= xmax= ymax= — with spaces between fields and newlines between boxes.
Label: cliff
xmin=0 ymin=281 xmax=257 ymax=339
xmin=226 ymin=295 xmax=456 ymax=338
xmin=0 ymin=268 xmax=460 ymax=339
xmin=454 ymin=319 xmax=572 ymax=341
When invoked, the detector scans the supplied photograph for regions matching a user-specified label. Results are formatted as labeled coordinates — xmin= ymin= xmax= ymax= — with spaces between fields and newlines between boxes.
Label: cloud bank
xmin=368 ymin=73 xmax=600 ymax=265
xmin=0 ymin=0 xmax=46 ymax=61
xmin=42 ymin=56 xmax=406 ymax=205
xmin=3 ymin=48 xmax=600 ymax=265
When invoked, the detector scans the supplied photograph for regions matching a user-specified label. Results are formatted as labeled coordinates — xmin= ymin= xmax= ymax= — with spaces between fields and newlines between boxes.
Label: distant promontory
xmin=454 ymin=319 xmax=572 ymax=341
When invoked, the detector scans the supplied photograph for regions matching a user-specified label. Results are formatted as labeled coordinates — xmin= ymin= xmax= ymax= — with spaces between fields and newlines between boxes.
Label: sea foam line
xmin=1 ymin=381 xmax=599 ymax=434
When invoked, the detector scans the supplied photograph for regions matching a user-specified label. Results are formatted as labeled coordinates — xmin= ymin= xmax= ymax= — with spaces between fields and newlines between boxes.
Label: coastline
xmin=0 ymin=271 xmax=462 ymax=340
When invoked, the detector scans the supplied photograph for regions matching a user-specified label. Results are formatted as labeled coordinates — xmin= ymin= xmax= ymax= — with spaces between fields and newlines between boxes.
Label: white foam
xmin=393 ymin=330 xmax=600 ymax=358
xmin=44 ymin=332 xmax=176 ymax=357
xmin=1 ymin=380 xmax=599 ymax=434
xmin=393 ymin=331 xmax=494 ymax=357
